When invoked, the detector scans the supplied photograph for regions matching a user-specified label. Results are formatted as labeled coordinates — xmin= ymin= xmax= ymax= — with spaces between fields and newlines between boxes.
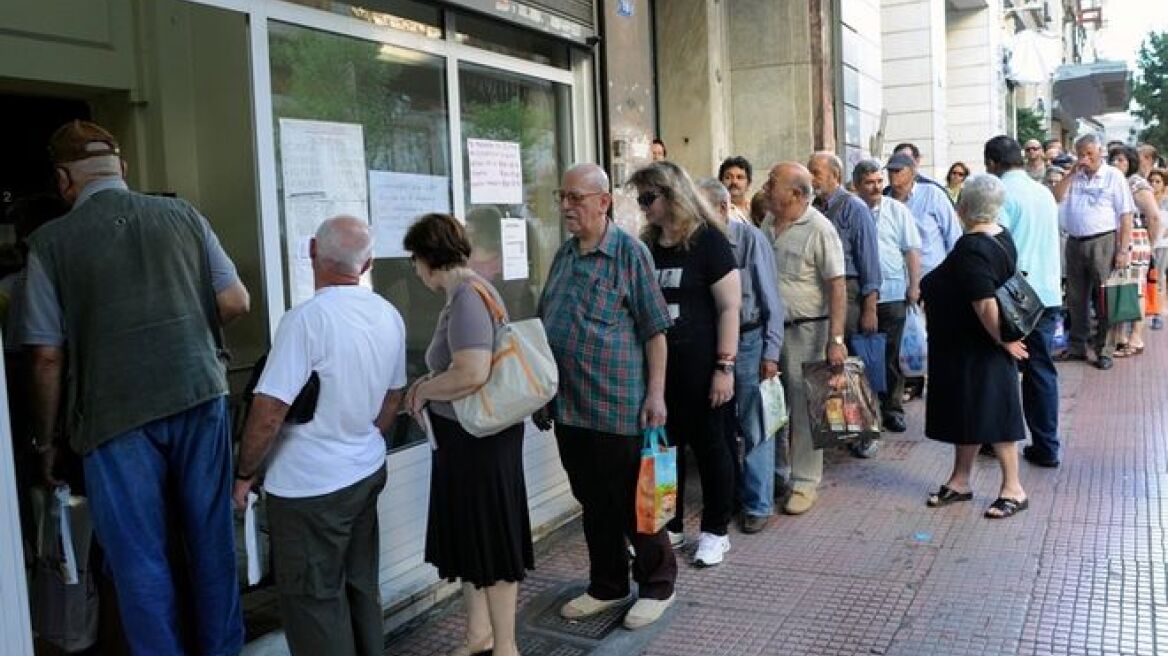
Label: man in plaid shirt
xmin=536 ymin=163 xmax=678 ymax=629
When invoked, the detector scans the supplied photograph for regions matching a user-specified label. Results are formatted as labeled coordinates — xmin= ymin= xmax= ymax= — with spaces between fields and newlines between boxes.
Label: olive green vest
xmin=29 ymin=188 xmax=227 ymax=454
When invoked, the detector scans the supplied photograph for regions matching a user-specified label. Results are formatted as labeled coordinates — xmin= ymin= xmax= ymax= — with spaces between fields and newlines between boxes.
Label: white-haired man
xmin=697 ymin=178 xmax=785 ymax=533
xmin=1053 ymin=133 xmax=1134 ymax=370
xmin=24 ymin=120 xmax=250 ymax=654
xmin=234 ymin=216 xmax=406 ymax=655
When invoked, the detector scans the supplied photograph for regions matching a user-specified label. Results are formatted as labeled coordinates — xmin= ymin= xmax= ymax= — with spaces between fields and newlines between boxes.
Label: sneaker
xmin=1152 ymin=315 xmax=1164 ymax=330
xmin=692 ymin=532 xmax=730 ymax=567
xmin=623 ymin=593 xmax=676 ymax=629
xmin=667 ymin=530 xmax=686 ymax=549
xmin=849 ymin=437 xmax=880 ymax=458
xmin=560 ymin=592 xmax=628 ymax=619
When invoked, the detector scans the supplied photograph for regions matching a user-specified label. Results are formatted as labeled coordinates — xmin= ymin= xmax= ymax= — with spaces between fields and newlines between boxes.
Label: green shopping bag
xmin=635 ymin=427 xmax=677 ymax=534
xmin=1100 ymin=269 xmax=1143 ymax=324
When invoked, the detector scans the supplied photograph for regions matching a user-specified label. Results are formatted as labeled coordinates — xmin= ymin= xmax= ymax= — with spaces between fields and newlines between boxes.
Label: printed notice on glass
xmin=467 ymin=138 xmax=523 ymax=205
xmin=278 ymin=118 xmax=368 ymax=305
xmin=368 ymin=171 xmax=450 ymax=258
xmin=500 ymin=217 xmax=529 ymax=281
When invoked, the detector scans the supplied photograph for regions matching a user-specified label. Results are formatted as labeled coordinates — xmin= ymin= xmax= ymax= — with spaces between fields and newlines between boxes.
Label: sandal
xmin=927 ymin=485 xmax=973 ymax=507
xmin=1114 ymin=345 xmax=1135 ymax=358
xmin=984 ymin=497 xmax=1028 ymax=519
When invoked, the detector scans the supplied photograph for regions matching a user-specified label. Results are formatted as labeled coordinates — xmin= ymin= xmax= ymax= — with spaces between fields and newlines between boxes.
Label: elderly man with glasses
xmin=536 ymin=163 xmax=678 ymax=629
xmin=1052 ymin=133 xmax=1135 ymax=370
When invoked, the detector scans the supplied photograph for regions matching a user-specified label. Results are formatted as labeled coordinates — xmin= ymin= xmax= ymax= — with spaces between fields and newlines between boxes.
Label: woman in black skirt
xmin=404 ymin=213 xmax=533 ymax=656
xmin=921 ymin=174 xmax=1029 ymax=519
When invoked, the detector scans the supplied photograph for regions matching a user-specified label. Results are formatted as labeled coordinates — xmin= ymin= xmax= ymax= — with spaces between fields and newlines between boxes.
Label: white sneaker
xmin=667 ymin=530 xmax=686 ymax=549
xmin=692 ymin=532 xmax=730 ymax=567
xmin=622 ymin=593 xmax=676 ymax=629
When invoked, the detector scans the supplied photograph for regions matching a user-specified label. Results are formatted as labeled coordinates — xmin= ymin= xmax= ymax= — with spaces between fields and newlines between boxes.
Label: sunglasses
xmin=952 ymin=171 xmax=967 ymax=178
xmin=636 ymin=190 xmax=662 ymax=208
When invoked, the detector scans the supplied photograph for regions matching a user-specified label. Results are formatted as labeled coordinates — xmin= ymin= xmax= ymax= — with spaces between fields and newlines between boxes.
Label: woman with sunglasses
xmin=628 ymin=161 xmax=741 ymax=568
xmin=1106 ymin=146 xmax=1162 ymax=352
xmin=945 ymin=162 xmax=970 ymax=205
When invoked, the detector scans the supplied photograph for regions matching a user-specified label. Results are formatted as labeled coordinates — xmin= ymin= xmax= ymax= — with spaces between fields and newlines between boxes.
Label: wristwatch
xmin=831 ymin=335 xmax=845 ymax=346
xmin=715 ymin=362 xmax=735 ymax=374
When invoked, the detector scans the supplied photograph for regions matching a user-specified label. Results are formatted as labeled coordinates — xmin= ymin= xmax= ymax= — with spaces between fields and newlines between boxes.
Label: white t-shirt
xmin=256 ymin=285 xmax=406 ymax=498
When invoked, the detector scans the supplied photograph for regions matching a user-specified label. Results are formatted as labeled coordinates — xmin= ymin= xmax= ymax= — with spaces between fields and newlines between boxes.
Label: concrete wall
xmin=725 ymin=1 xmax=817 ymax=171
xmin=946 ymin=0 xmax=1006 ymax=175
xmin=655 ymin=0 xmax=728 ymax=179
xmin=881 ymin=0 xmax=948 ymax=178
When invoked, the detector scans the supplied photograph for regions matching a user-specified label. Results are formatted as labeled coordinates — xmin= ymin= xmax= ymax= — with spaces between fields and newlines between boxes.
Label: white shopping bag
xmin=759 ymin=375 xmax=789 ymax=439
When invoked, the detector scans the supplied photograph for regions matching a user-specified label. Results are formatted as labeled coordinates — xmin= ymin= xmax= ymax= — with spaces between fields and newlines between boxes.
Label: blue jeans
xmin=1019 ymin=308 xmax=1061 ymax=460
xmin=83 ymin=397 xmax=243 ymax=656
xmin=735 ymin=327 xmax=774 ymax=517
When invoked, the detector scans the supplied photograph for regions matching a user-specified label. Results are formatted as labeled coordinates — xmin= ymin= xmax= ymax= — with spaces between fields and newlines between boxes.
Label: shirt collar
xmin=573 ymin=219 xmax=619 ymax=258
xmin=74 ymin=178 xmax=128 ymax=208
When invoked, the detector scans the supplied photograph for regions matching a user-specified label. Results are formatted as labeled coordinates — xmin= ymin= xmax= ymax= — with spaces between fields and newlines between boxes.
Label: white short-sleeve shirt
xmin=256 ymin=285 xmax=406 ymax=498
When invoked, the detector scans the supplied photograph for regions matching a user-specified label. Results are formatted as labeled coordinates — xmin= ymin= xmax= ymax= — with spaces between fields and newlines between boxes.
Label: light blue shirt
xmin=999 ymin=169 xmax=1062 ymax=308
xmin=870 ymin=197 xmax=921 ymax=304
xmin=900 ymin=180 xmax=962 ymax=275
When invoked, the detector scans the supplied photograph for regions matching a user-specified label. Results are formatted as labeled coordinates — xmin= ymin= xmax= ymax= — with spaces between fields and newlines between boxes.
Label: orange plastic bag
xmin=1147 ymin=265 xmax=1161 ymax=316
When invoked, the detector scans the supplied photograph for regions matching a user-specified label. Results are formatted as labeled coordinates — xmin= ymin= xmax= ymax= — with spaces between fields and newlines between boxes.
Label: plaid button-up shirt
xmin=538 ymin=221 xmax=671 ymax=436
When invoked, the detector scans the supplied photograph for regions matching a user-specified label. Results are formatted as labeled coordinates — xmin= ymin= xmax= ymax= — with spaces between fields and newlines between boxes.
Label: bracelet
xmin=236 ymin=470 xmax=256 ymax=481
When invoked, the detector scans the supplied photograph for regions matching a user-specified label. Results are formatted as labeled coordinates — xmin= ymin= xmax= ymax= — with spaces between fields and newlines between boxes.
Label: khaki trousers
xmin=780 ymin=319 xmax=830 ymax=495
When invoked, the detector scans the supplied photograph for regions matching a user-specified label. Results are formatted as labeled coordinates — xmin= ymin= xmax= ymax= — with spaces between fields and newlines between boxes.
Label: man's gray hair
xmin=851 ymin=159 xmax=882 ymax=188
xmin=565 ymin=162 xmax=610 ymax=193
xmin=1073 ymin=133 xmax=1102 ymax=152
xmin=696 ymin=177 xmax=730 ymax=206
xmin=315 ymin=215 xmax=373 ymax=275
xmin=810 ymin=151 xmax=844 ymax=181
xmin=955 ymin=173 xmax=1006 ymax=225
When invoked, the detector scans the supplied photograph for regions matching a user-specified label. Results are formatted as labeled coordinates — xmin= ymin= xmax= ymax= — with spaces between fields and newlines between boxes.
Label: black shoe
xmin=1053 ymin=351 xmax=1087 ymax=362
xmin=883 ymin=414 xmax=907 ymax=433
xmin=1022 ymin=445 xmax=1060 ymax=468
xmin=741 ymin=514 xmax=770 ymax=534
xmin=1095 ymin=355 xmax=1114 ymax=370
xmin=773 ymin=477 xmax=792 ymax=505
xmin=979 ymin=443 xmax=996 ymax=457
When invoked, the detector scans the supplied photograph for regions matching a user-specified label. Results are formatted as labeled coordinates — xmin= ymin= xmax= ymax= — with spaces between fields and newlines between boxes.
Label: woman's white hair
xmin=955 ymin=173 xmax=1005 ymax=225
xmin=315 ymin=215 xmax=373 ymax=274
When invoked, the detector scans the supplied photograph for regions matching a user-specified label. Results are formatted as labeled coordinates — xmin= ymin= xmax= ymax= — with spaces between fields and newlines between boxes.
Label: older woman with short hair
xmin=403 ymin=213 xmax=533 ymax=656
xmin=921 ymin=174 xmax=1030 ymax=519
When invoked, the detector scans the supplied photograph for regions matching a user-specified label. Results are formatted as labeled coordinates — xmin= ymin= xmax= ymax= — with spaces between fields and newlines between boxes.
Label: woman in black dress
xmin=403 ymin=213 xmax=533 ymax=656
xmin=921 ymin=174 xmax=1030 ymax=519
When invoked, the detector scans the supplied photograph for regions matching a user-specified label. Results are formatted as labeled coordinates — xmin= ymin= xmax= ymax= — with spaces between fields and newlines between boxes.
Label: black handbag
xmin=242 ymin=353 xmax=320 ymax=425
xmin=982 ymin=232 xmax=1044 ymax=342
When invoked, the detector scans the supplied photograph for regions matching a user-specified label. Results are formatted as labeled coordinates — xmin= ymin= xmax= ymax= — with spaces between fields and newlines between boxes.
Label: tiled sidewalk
xmin=387 ymin=328 xmax=1168 ymax=656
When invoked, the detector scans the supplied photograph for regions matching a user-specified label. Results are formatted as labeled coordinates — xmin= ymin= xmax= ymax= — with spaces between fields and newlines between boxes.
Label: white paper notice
xmin=278 ymin=118 xmax=368 ymax=305
xmin=244 ymin=491 xmax=262 ymax=585
xmin=467 ymin=138 xmax=523 ymax=204
xmin=368 ymin=171 xmax=450 ymax=258
xmin=500 ymin=217 xmax=529 ymax=281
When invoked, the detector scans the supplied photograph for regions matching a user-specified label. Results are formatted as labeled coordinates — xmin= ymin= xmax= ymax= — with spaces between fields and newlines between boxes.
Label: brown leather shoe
xmin=741 ymin=514 xmax=770 ymax=534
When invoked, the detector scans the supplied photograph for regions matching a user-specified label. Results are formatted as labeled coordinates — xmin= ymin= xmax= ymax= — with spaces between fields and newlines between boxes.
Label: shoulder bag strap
xmin=466 ymin=279 xmax=507 ymax=325
xmin=980 ymin=232 xmax=1017 ymax=276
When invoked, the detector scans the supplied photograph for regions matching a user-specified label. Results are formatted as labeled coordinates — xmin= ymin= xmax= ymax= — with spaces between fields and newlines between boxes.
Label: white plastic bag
xmin=899 ymin=305 xmax=928 ymax=377
xmin=759 ymin=375 xmax=788 ymax=439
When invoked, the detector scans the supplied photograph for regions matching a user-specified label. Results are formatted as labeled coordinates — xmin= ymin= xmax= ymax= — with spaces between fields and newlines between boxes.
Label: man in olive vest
xmin=23 ymin=120 xmax=251 ymax=655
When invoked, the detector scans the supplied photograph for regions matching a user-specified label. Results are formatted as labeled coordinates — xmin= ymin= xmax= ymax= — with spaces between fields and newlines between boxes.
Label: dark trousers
xmin=555 ymin=426 xmax=677 ymax=600
xmin=664 ymin=353 xmax=735 ymax=536
xmin=1065 ymin=232 xmax=1116 ymax=357
xmin=1020 ymin=308 xmax=1062 ymax=459
xmin=877 ymin=301 xmax=908 ymax=419
xmin=268 ymin=465 xmax=387 ymax=656
xmin=83 ymin=397 xmax=242 ymax=656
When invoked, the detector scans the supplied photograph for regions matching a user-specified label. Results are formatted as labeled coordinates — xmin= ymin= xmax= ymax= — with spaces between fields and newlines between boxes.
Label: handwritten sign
xmin=467 ymin=138 xmax=523 ymax=205
xmin=368 ymin=171 xmax=450 ymax=258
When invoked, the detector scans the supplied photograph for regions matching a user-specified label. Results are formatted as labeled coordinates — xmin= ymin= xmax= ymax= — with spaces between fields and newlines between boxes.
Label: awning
xmin=1052 ymin=60 xmax=1131 ymax=123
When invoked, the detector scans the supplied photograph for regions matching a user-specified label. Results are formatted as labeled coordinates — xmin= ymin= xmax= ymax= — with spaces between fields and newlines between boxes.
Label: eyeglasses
xmin=1024 ymin=146 xmax=1041 ymax=152
xmin=553 ymin=189 xmax=604 ymax=204
xmin=636 ymin=190 xmax=661 ymax=207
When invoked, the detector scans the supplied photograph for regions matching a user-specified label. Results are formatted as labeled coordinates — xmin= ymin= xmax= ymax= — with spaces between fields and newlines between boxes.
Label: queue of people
xmin=9 ymin=117 xmax=1166 ymax=655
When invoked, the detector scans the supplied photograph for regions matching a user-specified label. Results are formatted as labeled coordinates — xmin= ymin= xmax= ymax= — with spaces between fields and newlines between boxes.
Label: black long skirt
xmin=424 ymin=413 xmax=534 ymax=588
